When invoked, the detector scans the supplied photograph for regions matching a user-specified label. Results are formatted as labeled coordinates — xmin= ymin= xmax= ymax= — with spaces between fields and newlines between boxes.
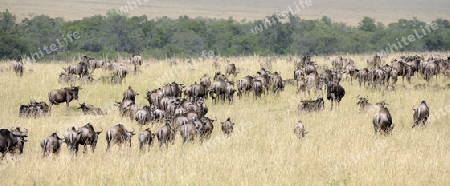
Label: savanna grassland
xmin=1 ymin=54 xmax=450 ymax=185
xmin=3 ymin=0 xmax=450 ymax=25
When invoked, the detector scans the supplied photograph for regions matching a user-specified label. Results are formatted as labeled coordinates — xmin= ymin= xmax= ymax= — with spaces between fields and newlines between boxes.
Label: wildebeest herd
xmin=2 ymin=53 xmax=443 ymax=159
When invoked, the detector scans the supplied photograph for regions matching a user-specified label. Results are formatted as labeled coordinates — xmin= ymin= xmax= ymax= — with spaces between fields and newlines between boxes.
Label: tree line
xmin=1 ymin=9 xmax=449 ymax=61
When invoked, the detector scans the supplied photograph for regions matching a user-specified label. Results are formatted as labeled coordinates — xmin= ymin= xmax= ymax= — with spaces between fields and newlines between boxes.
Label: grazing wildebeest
xmin=225 ymin=64 xmax=238 ymax=77
xmin=77 ymin=123 xmax=102 ymax=153
xmin=327 ymin=82 xmax=345 ymax=110
xmin=294 ymin=121 xmax=307 ymax=139
xmin=0 ymin=127 xmax=28 ymax=159
xmin=77 ymin=103 xmax=107 ymax=115
xmin=412 ymin=101 xmax=429 ymax=128
xmin=372 ymin=102 xmax=394 ymax=136
xmin=221 ymin=117 xmax=235 ymax=137
xmin=40 ymin=132 xmax=64 ymax=157
xmin=105 ymin=124 xmax=135 ymax=151
xmin=64 ymin=127 xmax=82 ymax=155
xmin=138 ymin=128 xmax=155 ymax=151
xmin=157 ymin=123 xmax=175 ymax=148
xmin=48 ymin=85 xmax=82 ymax=115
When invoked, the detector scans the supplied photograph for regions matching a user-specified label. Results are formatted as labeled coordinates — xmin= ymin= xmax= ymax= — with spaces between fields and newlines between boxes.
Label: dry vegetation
xmin=0 ymin=53 xmax=450 ymax=185
xmin=3 ymin=0 xmax=450 ymax=25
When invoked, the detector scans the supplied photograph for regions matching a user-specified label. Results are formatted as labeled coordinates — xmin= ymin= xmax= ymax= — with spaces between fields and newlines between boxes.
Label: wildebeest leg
xmin=66 ymin=101 xmax=70 ymax=115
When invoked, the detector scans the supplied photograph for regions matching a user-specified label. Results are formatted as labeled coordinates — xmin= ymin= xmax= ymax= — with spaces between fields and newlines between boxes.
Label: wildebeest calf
xmin=77 ymin=103 xmax=107 ymax=115
xmin=221 ymin=117 xmax=235 ymax=137
xmin=294 ymin=120 xmax=307 ymax=139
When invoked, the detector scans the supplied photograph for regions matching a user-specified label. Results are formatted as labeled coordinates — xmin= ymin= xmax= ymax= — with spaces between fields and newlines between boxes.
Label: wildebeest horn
xmin=97 ymin=128 xmax=103 ymax=133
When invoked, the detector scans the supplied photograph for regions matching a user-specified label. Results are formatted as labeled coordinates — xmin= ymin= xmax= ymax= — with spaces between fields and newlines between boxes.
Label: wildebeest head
xmin=68 ymin=85 xmax=82 ymax=100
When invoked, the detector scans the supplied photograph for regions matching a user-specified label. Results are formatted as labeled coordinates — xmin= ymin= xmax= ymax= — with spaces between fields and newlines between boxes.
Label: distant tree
xmin=359 ymin=16 xmax=376 ymax=32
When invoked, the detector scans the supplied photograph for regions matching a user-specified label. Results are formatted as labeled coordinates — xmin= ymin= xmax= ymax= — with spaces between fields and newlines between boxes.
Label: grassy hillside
xmin=3 ymin=0 xmax=450 ymax=25
xmin=0 ymin=53 xmax=449 ymax=185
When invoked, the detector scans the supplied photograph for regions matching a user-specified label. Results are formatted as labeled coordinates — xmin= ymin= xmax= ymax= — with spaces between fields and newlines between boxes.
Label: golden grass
xmin=0 ymin=53 xmax=450 ymax=185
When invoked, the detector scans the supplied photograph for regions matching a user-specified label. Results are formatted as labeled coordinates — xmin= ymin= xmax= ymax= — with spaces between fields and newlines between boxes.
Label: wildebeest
xmin=225 ymin=64 xmax=238 ymax=77
xmin=185 ymin=82 xmax=208 ymax=101
xmin=179 ymin=121 xmax=200 ymax=144
xmin=225 ymin=81 xmax=236 ymax=104
xmin=11 ymin=60 xmax=24 ymax=76
xmin=332 ymin=56 xmax=343 ymax=71
xmin=294 ymin=121 xmax=307 ymax=139
xmin=162 ymin=82 xmax=184 ymax=97
xmin=367 ymin=55 xmax=382 ymax=69
xmin=199 ymin=116 xmax=215 ymax=141
xmin=64 ymin=61 xmax=89 ymax=78
xmin=115 ymin=100 xmax=135 ymax=117
xmin=273 ymin=72 xmax=284 ymax=93
xmin=236 ymin=76 xmax=253 ymax=98
xmin=412 ymin=101 xmax=429 ymax=128
xmin=115 ymin=64 xmax=128 ymax=80
xmin=208 ymin=80 xmax=227 ymax=103
xmin=138 ymin=128 xmax=155 ymax=151
xmin=157 ymin=123 xmax=175 ymax=148
xmin=19 ymin=100 xmax=50 ymax=118
xmin=77 ymin=123 xmax=102 ymax=153
xmin=131 ymin=53 xmax=143 ymax=72
xmin=356 ymin=97 xmax=380 ymax=112
xmin=252 ymin=79 xmax=264 ymax=99
xmin=123 ymin=86 xmax=138 ymax=103
xmin=77 ymin=103 xmax=107 ymax=115
xmin=64 ymin=127 xmax=82 ymax=155
xmin=134 ymin=106 xmax=151 ymax=127
xmin=105 ymin=124 xmax=135 ymax=151
xmin=298 ymin=97 xmax=324 ymax=114
xmin=221 ymin=117 xmax=235 ymax=137
xmin=326 ymin=82 xmax=345 ymax=110
xmin=0 ymin=127 xmax=28 ymax=159
xmin=372 ymin=102 xmax=394 ymax=136
xmin=48 ymin=85 xmax=82 ymax=114
xmin=40 ymin=132 xmax=64 ymax=157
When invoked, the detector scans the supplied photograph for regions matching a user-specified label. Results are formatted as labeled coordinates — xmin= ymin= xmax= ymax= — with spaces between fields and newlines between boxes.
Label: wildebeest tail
xmin=48 ymin=92 xmax=59 ymax=105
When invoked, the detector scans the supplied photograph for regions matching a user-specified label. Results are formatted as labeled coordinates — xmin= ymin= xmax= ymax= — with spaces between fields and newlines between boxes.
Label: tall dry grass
xmin=0 ymin=53 xmax=449 ymax=185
